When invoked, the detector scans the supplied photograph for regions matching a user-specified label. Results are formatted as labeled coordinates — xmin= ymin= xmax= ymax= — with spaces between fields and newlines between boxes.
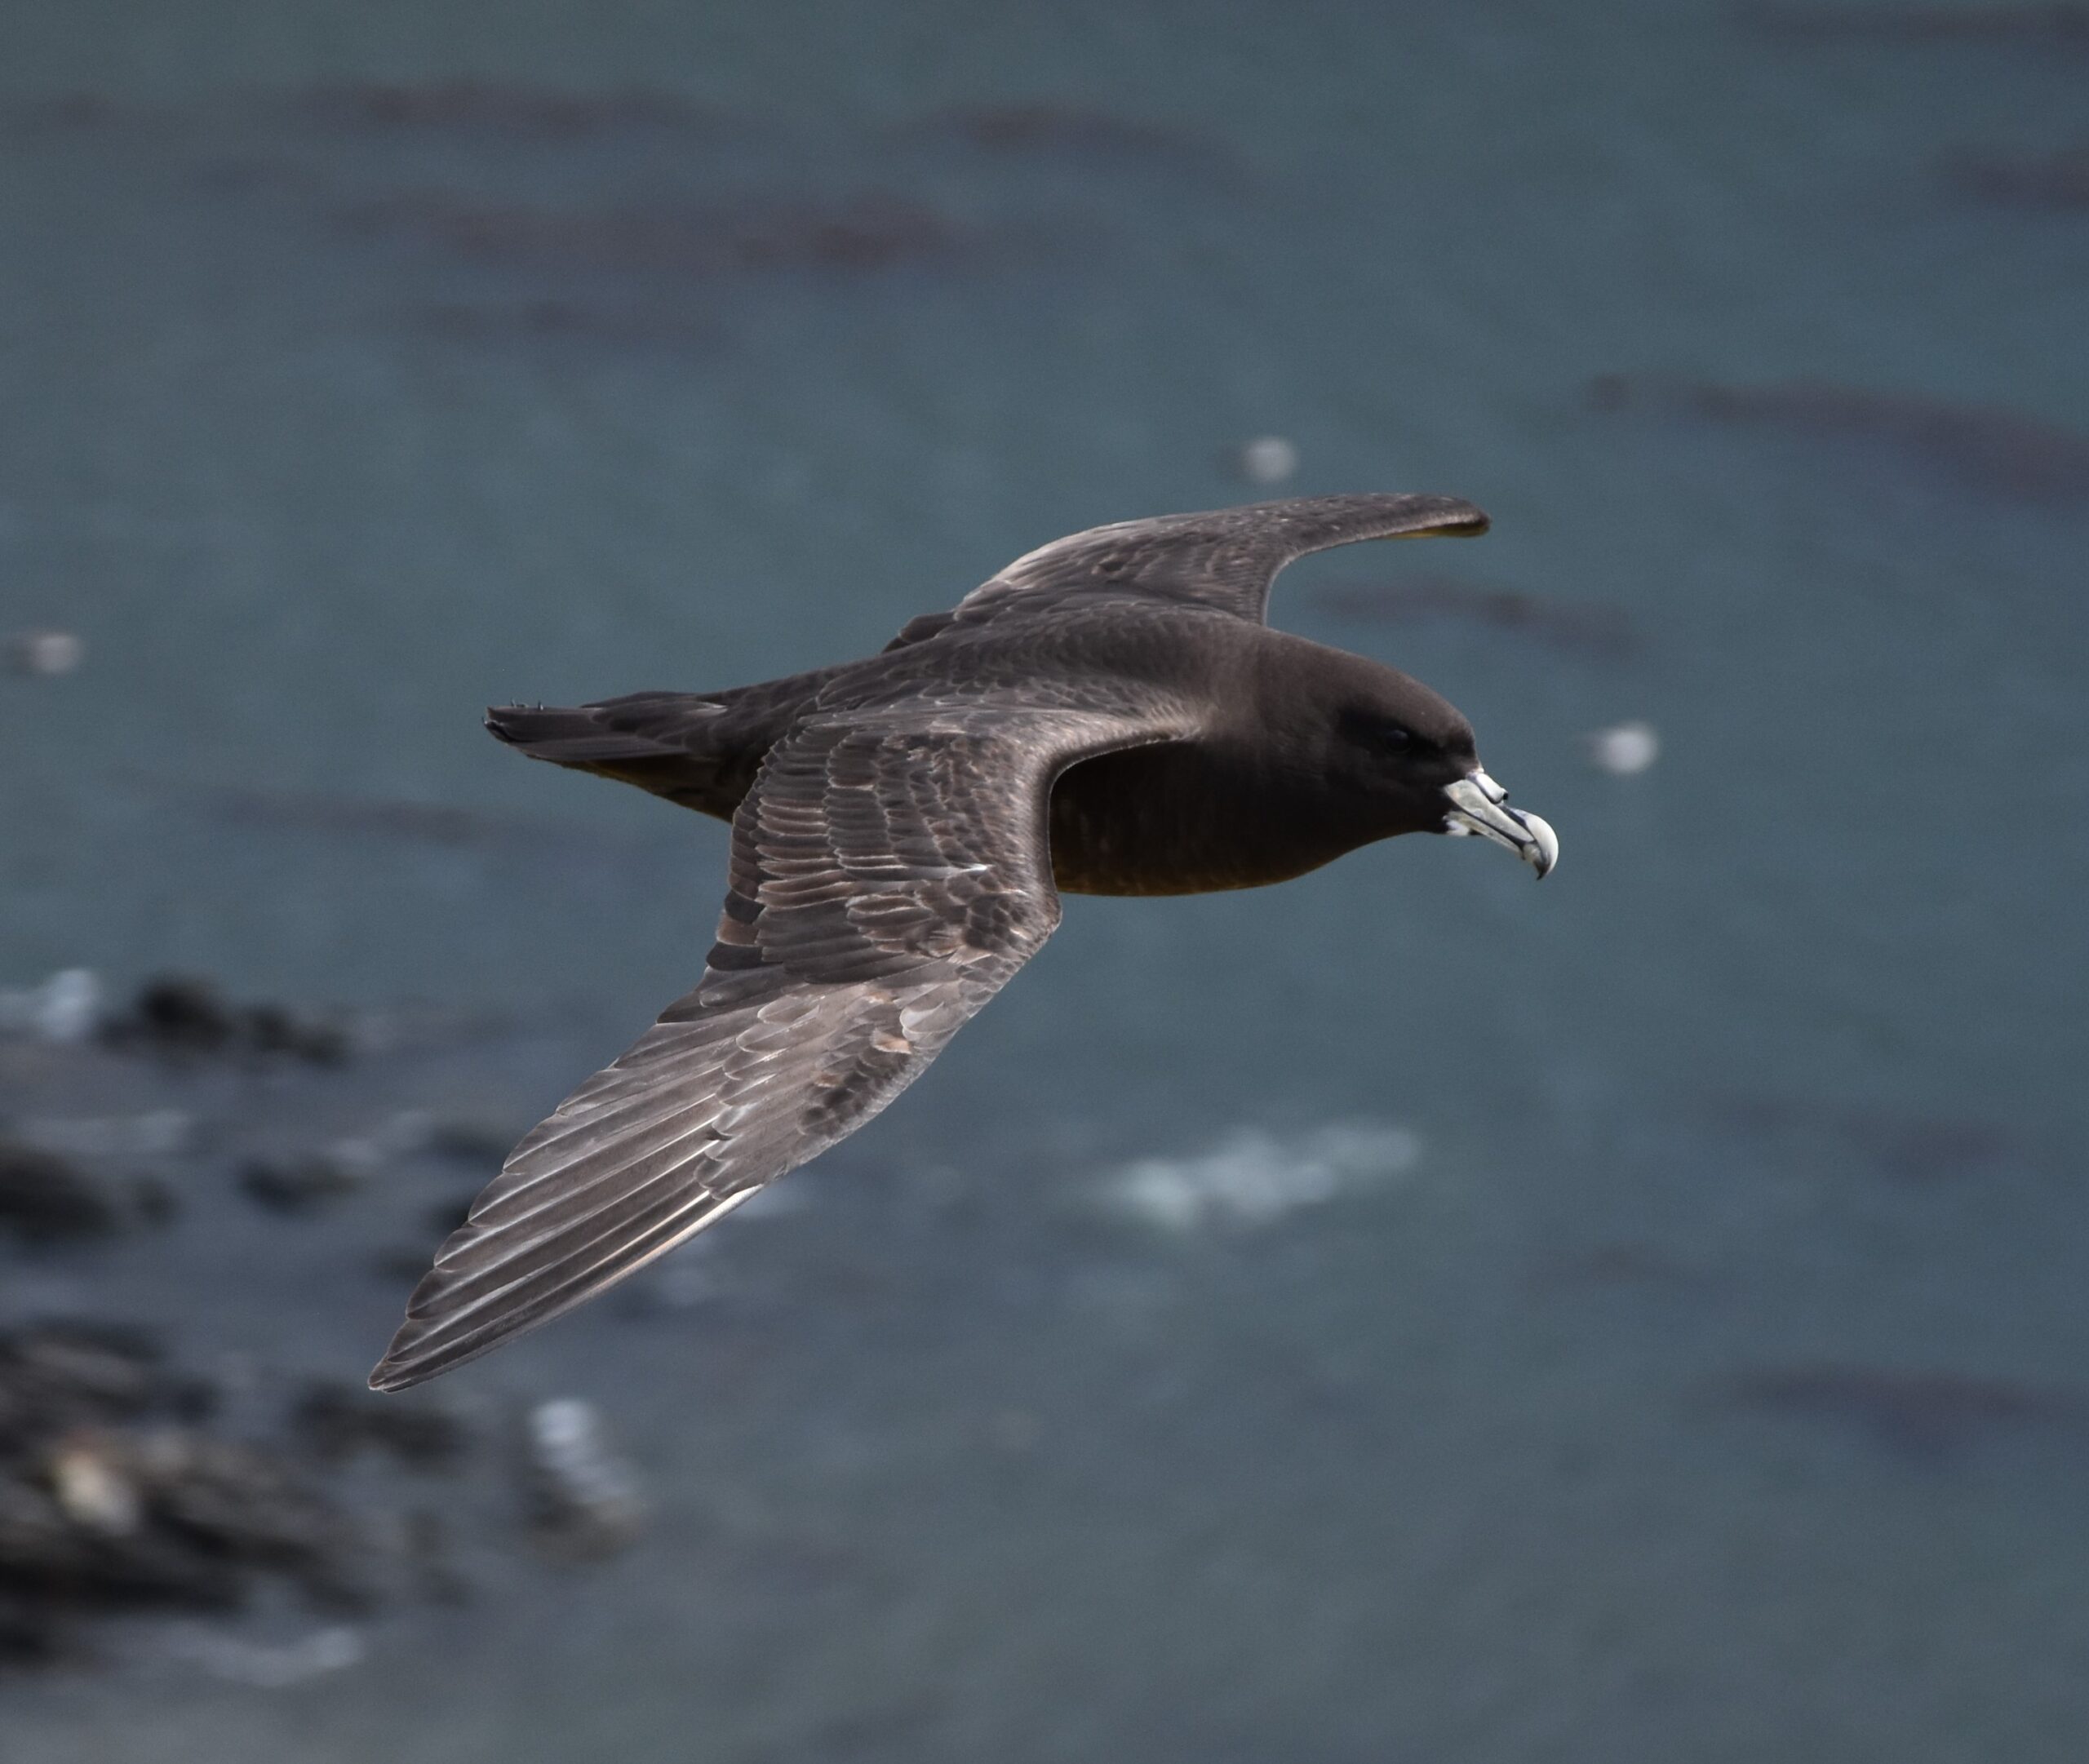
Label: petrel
xmin=371 ymin=494 xmax=1557 ymax=1389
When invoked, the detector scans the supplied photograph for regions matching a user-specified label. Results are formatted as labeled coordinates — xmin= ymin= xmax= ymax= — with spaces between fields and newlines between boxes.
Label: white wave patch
xmin=157 ymin=1624 xmax=366 ymax=1689
xmin=1098 ymin=1122 xmax=1421 ymax=1233
xmin=0 ymin=968 xmax=103 ymax=1044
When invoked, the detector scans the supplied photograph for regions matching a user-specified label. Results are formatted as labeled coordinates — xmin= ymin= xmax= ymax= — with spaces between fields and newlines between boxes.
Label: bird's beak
xmin=1443 ymin=771 xmax=1558 ymax=880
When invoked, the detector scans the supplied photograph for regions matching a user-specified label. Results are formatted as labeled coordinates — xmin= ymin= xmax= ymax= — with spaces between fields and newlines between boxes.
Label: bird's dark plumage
xmin=372 ymin=494 xmax=1555 ymax=1389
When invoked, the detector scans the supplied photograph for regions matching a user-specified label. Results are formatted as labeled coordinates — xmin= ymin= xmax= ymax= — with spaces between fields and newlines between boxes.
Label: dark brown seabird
xmin=371 ymin=493 xmax=1557 ymax=1390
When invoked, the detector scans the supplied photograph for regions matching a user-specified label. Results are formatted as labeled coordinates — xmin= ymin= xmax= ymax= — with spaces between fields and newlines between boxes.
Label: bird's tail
xmin=486 ymin=694 xmax=751 ymax=821
xmin=488 ymin=666 xmax=849 ymax=823
xmin=485 ymin=701 xmax=693 ymax=765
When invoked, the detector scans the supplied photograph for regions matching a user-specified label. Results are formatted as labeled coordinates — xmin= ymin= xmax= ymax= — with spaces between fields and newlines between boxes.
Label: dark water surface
xmin=2 ymin=2 xmax=2086 ymax=1759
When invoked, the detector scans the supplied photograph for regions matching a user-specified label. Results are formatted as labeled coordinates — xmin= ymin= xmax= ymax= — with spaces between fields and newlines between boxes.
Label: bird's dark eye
xmin=1381 ymin=726 xmax=1414 ymax=755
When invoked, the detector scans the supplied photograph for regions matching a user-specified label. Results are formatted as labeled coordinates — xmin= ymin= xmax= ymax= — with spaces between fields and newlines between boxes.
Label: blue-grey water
xmin=2 ymin=2 xmax=2086 ymax=1758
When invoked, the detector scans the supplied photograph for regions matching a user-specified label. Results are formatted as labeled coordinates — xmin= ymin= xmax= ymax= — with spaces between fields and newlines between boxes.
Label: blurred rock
xmin=238 ymin=1151 xmax=370 ymax=1216
xmin=246 ymin=1118 xmax=435 ymax=1212
xmin=291 ymin=1381 xmax=470 ymax=1473
xmin=0 ymin=1319 xmax=375 ymax=1630
xmin=522 ymin=1398 xmax=646 ymax=1558
xmin=104 ymin=977 xmax=239 ymax=1056
xmin=0 ymin=1141 xmax=127 ymax=1242
xmin=102 ymin=975 xmax=349 ymax=1066
xmin=0 ymin=1591 xmax=64 ymax=1665
xmin=0 ymin=1322 xmax=177 ymax=1429
xmin=424 ymin=1117 xmax=518 ymax=1166
xmin=147 ymin=1431 xmax=373 ymax=1607
xmin=0 ymin=1298 xmax=632 ymax=1670
xmin=242 ymin=1002 xmax=352 ymax=1064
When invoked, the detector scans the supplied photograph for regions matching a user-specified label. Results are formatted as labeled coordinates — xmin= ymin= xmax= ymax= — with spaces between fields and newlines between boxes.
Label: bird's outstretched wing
xmin=371 ymin=688 xmax=1186 ymax=1390
xmin=889 ymin=493 xmax=1487 ymax=648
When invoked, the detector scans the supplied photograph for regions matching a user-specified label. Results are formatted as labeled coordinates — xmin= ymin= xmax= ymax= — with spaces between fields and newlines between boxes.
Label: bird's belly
xmin=1046 ymin=747 xmax=1338 ymax=897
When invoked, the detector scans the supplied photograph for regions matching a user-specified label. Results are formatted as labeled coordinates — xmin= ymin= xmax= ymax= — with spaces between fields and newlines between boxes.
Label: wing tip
xmin=367 ymin=1320 xmax=492 ymax=1393
xmin=368 ymin=1314 xmax=446 ymax=1392
xmin=1426 ymin=496 xmax=1490 ymax=537
xmin=369 ymin=1260 xmax=481 ymax=1392
xmin=366 ymin=1340 xmax=424 ymax=1393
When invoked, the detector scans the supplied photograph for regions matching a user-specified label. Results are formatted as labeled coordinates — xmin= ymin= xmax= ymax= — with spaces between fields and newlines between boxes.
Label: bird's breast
xmin=1046 ymin=742 xmax=1349 ymax=897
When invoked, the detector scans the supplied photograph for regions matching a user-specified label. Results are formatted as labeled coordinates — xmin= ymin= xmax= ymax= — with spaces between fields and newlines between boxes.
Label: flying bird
xmin=371 ymin=493 xmax=1558 ymax=1389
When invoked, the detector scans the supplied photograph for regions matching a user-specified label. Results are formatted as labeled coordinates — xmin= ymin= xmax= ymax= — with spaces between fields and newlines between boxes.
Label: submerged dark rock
xmin=0 ymin=1141 xmax=127 ymax=1242
xmin=107 ymin=977 xmax=240 ymax=1054
xmin=295 ymin=80 xmax=713 ymax=138
xmin=904 ymin=103 xmax=1243 ymax=184
xmin=1945 ymin=144 xmax=2089 ymax=211
xmin=238 ymin=1152 xmax=370 ymax=1215
xmin=101 ymin=976 xmax=348 ymax=1066
xmin=1709 ymin=1093 xmax=2025 ymax=1183
xmin=1722 ymin=1364 xmax=2085 ymax=1462
xmin=291 ymin=1381 xmax=471 ymax=1474
xmin=0 ymin=1321 xmax=371 ymax=1649
xmin=1590 ymin=373 xmax=2089 ymax=503
xmin=0 ymin=1323 xmax=184 ymax=1438
xmin=1310 ymin=574 xmax=1639 ymax=656
xmin=339 ymin=193 xmax=965 ymax=277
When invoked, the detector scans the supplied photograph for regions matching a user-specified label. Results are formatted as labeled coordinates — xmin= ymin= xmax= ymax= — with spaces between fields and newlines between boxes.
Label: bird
xmin=370 ymin=493 xmax=1557 ymax=1390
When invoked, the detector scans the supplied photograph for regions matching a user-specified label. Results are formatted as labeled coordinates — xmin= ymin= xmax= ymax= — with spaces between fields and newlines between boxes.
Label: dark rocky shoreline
xmin=0 ymin=973 xmax=645 ymax=1680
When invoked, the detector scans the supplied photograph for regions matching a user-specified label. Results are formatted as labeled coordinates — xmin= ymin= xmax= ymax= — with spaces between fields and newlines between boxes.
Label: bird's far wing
xmin=370 ymin=688 xmax=1186 ymax=1390
xmin=890 ymin=494 xmax=1488 ymax=647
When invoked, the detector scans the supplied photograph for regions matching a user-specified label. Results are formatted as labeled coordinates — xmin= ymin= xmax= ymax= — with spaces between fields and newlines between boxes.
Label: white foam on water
xmin=1097 ymin=1120 xmax=1421 ymax=1232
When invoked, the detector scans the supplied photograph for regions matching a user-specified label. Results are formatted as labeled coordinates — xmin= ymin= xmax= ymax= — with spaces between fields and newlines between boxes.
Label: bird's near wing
xmin=370 ymin=689 xmax=1186 ymax=1391
xmin=890 ymin=494 xmax=1488 ymax=647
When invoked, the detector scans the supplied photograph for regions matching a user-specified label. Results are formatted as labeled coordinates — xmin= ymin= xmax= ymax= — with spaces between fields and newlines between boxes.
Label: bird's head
xmin=1321 ymin=664 xmax=1558 ymax=879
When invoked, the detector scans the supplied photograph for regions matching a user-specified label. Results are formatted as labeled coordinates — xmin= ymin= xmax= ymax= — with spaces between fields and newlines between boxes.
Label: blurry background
xmin=2 ymin=1 xmax=2086 ymax=1758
